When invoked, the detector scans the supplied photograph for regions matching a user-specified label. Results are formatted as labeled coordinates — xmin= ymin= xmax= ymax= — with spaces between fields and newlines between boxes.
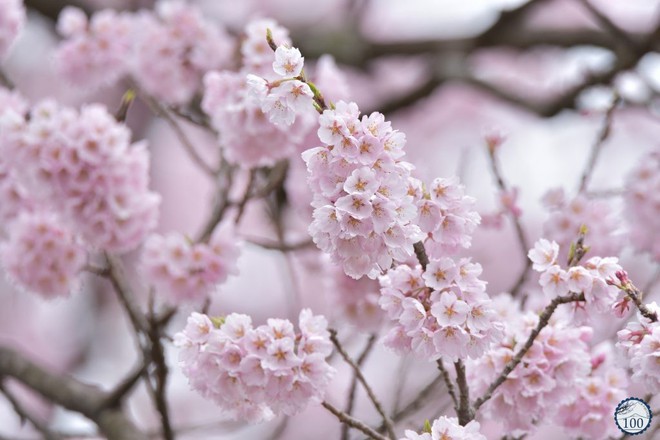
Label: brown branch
xmin=101 ymin=361 xmax=149 ymax=410
xmin=473 ymin=292 xmax=585 ymax=412
xmin=342 ymin=334 xmax=378 ymax=440
xmin=135 ymin=87 xmax=217 ymax=177
xmin=321 ymin=401 xmax=390 ymax=440
xmin=453 ymin=360 xmax=473 ymax=425
xmin=244 ymin=237 xmax=314 ymax=252
xmin=436 ymin=359 xmax=458 ymax=409
xmin=329 ymin=329 xmax=396 ymax=440
xmin=0 ymin=69 xmax=14 ymax=89
xmin=577 ymin=95 xmax=619 ymax=193
xmin=103 ymin=253 xmax=147 ymax=333
xmin=145 ymin=313 xmax=174 ymax=440
xmin=575 ymin=0 xmax=640 ymax=50
xmin=234 ymin=169 xmax=257 ymax=226
xmin=486 ymin=145 xmax=531 ymax=296
xmin=195 ymin=160 xmax=235 ymax=243
xmin=0 ymin=346 xmax=148 ymax=440
xmin=413 ymin=242 xmax=430 ymax=271
xmin=0 ymin=380 xmax=61 ymax=440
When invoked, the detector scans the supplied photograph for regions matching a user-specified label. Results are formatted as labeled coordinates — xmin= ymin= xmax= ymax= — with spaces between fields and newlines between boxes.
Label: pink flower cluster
xmin=400 ymin=416 xmax=486 ymax=440
xmin=417 ymin=176 xmax=481 ymax=258
xmin=379 ymin=260 xmax=502 ymax=362
xmin=1 ymin=100 xmax=160 ymax=253
xmin=528 ymin=238 xmax=622 ymax=318
xmin=556 ymin=342 xmax=628 ymax=440
xmin=617 ymin=302 xmax=660 ymax=393
xmin=56 ymin=7 xmax=133 ymax=90
xmin=468 ymin=297 xmax=592 ymax=433
xmin=0 ymin=87 xmax=30 ymax=223
xmin=55 ymin=0 xmax=233 ymax=104
xmin=201 ymin=20 xmax=314 ymax=168
xmin=542 ymin=189 xmax=622 ymax=259
xmin=141 ymin=224 xmax=240 ymax=305
xmin=0 ymin=212 xmax=86 ymax=299
xmin=624 ymin=148 xmax=660 ymax=261
xmin=174 ymin=309 xmax=335 ymax=422
xmin=328 ymin=264 xmax=383 ymax=331
xmin=304 ymin=101 xmax=424 ymax=278
xmin=0 ymin=0 xmax=24 ymax=60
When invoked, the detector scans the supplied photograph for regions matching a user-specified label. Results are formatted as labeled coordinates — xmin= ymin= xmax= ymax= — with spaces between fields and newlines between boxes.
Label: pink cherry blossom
xmin=528 ymin=238 xmax=560 ymax=272
xmin=175 ymin=309 xmax=334 ymax=422
xmin=0 ymin=0 xmax=25 ymax=60
xmin=0 ymin=212 xmax=86 ymax=299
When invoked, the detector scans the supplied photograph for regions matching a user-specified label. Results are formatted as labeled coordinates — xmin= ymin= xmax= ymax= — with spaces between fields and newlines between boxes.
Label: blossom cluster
xmin=555 ymin=342 xmax=628 ymax=439
xmin=542 ymin=189 xmax=622 ymax=259
xmin=201 ymin=20 xmax=315 ymax=168
xmin=0 ymin=87 xmax=30 ymax=223
xmin=417 ymin=176 xmax=481 ymax=258
xmin=303 ymin=100 xmax=425 ymax=278
xmin=327 ymin=263 xmax=383 ymax=331
xmin=617 ymin=302 xmax=660 ymax=393
xmin=379 ymin=260 xmax=502 ymax=362
xmin=468 ymin=296 xmax=592 ymax=433
xmin=0 ymin=100 xmax=160 ymax=253
xmin=141 ymin=225 xmax=240 ymax=305
xmin=56 ymin=0 xmax=233 ymax=104
xmin=0 ymin=0 xmax=24 ymax=60
xmin=528 ymin=238 xmax=623 ymax=318
xmin=174 ymin=309 xmax=334 ymax=422
xmin=0 ymin=212 xmax=86 ymax=299
xmin=624 ymin=147 xmax=660 ymax=261
xmin=400 ymin=416 xmax=486 ymax=440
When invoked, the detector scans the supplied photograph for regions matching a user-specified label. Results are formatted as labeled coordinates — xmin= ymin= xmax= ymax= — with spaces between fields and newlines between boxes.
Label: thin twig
xmin=0 ymin=380 xmax=60 ymax=440
xmin=244 ymin=237 xmax=314 ymax=252
xmin=329 ymin=329 xmax=396 ymax=440
xmin=575 ymin=0 xmax=639 ymax=50
xmin=436 ymin=359 xmax=458 ymax=409
xmin=389 ymin=375 xmax=444 ymax=426
xmin=134 ymin=87 xmax=217 ymax=177
xmin=145 ymin=309 xmax=174 ymax=440
xmin=473 ymin=292 xmax=585 ymax=412
xmin=0 ymin=69 xmax=15 ymax=89
xmin=486 ymin=145 xmax=531 ymax=296
xmin=321 ymin=401 xmax=390 ymax=440
xmin=577 ymin=96 xmax=619 ymax=193
xmin=103 ymin=253 xmax=147 ymax=333
xmin=102 ymin=361 xmax=149 ymax=409
xmin=342 ymin=334 xmax=378 ymax=440
xmin=196 ymin=160 xmax=235 ymax=243
xmin=234 ymin=169 xmax=257 ymax=226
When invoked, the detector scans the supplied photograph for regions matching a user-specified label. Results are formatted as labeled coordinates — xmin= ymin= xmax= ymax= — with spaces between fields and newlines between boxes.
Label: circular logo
xmin=615 ymin=397 xmax=652 ymax=435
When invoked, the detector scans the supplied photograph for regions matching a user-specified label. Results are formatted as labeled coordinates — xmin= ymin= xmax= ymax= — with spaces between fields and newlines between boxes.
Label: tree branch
xmin=342 ymin=334 xmax=377 ymax=440
xmin=486 ymin=143 xmax=531 ymax=296
xmin=577 ymin=95 xmax=619 ymax=193
xmin=321 ymin=401 xmax=390 ymax=440
xmin=473 ymin=292 xmax=585 ymax=412
xmin=436 ymin=359 xmax=458 ymax=409
xmin=0 ymin=346 xmax=148 ymax=440
xmin=329 ymin=329 xmax=396 ymax=440
xmin=453 ymin=360 xmax=473 ymax=425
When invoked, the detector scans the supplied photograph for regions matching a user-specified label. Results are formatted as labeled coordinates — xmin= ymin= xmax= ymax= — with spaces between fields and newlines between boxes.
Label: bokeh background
xmin=1 ymin=0 xmax=659 ymax=438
